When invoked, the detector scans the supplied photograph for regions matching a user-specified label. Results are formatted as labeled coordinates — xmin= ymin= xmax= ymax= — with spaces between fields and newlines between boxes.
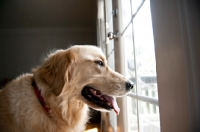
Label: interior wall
xmin=0 ymin=28 xmax=96 ymax=82
xmin=151 ymin=0 xmax=200 ymax=131
xmin=0 ymin=0 xmax=97 ymax=83
xmin=181 ymin=0 xmax=200 ymax=131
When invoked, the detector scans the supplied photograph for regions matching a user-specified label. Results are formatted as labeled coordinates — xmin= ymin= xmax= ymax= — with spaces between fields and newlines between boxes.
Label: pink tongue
xmin=104 ymin=95 xmax=120 ymax=115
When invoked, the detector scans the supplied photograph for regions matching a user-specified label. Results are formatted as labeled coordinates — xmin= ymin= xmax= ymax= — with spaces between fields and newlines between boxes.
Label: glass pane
xmin=133 ymin=0 xmax=158 ymax=99
xmin=123 ymin=0 xmax=160 ymax=132
xmin=124 ymin=22 xmax=136 ymax=93
xmin=138 ymin=101 xmax=160 ymax=132
xmin=121 ymin=0 xmax=132 ymax=30
xmin=131 ymin=0 xmax=144 ymax=15
xmin=127 ymin=96 xmax=138 ymax=132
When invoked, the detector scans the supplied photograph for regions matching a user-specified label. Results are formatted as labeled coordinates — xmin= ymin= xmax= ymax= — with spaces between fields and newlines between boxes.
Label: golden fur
xmin=0 ymin=45 xmax=132 ymax=132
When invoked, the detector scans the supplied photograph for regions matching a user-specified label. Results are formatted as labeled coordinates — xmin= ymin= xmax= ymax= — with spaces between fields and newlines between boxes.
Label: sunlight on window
xmin=122 ymin=0 xmax=160 ymax=132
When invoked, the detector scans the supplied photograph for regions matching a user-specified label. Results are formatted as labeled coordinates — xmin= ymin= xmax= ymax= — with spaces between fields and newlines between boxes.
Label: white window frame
xmin=112 ymin=0 xmax=159 ymax=131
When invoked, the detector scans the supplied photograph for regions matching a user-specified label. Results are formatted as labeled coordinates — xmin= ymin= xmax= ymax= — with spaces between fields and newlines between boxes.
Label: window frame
xmin=98 ymin=0 xmax=200 ymax=132
xmin=112 ymin=0 xmax=159 ymax=131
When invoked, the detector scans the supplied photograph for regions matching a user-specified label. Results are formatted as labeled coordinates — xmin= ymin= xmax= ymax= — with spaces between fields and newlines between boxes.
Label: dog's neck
xmin=32 ymin=80 xmax=50 ymax=113
xmin=32 ymin=79 xmax=89 ymax=131
xmin=47 ymin=95 xmax=89 ymax=131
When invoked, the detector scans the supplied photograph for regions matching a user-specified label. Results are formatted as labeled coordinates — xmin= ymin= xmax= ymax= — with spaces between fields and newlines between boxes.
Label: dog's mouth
xmin=81 ymin=86 xmax=120 ymax=115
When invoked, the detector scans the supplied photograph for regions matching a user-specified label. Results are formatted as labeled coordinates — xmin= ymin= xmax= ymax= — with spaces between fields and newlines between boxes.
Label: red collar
xmin=32 ymin=80 xmax=50 ymax=113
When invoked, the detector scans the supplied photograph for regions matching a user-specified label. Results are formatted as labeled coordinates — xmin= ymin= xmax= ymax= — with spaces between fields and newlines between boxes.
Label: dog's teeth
xmin=93 ymin=91 xmax=96 ymax=95
xmin=88 ymin=95 xmax=91 ymax=97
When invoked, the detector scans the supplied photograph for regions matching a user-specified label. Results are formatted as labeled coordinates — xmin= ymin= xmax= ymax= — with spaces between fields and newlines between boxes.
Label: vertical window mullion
xmin=129 ymin=0 xmax=140 ymax=131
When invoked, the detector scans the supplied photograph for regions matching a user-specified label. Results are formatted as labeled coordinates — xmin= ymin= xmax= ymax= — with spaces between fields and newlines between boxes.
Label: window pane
xmin=138 ymin=101 xmax=160 ymax=132
xmin=121 ymin=0 xmax=132 ymax=30
xmin=133 ymin=0 xmax=158 ymax=99
xmin=122 ymin=0 xmax=160 ymax=132
xmin=131 ymin=0 xmax=144 ymax=15
xmin=124 ymin=21 xmax=136 ymax=93
xmin=127 ymin=96 xmax=138 ymax=132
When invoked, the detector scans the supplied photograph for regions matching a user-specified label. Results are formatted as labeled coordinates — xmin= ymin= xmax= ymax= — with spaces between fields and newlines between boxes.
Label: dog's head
xmin=33 ymin=45 xmax=134 ymax=115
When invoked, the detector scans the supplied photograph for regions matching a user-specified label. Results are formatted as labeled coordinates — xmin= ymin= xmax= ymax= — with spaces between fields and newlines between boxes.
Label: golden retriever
xmin=0 ymin=45 xmax=134 ymax=132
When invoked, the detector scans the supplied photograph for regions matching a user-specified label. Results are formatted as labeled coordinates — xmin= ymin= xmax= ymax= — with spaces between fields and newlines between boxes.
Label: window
xmin=100 ymin=0 xmax=160 ymax=131
xmin=122 ymin=0 xmax=160 ymax=131
xmin=98 ymin=0 xmax=199 ymax=132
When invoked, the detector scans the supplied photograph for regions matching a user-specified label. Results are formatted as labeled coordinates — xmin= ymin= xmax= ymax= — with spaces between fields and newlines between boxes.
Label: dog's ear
xmin=34 ymin=50 xmax=75 ymax=96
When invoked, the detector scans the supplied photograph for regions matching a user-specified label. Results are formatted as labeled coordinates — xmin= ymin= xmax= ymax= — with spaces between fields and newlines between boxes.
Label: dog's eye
xmin=94 ymin=60 xmax=104 ymax=67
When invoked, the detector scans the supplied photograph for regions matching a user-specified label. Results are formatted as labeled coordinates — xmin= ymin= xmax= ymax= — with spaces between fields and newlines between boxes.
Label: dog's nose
xmin=126 ymin=80 xmax=134 ymax=91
